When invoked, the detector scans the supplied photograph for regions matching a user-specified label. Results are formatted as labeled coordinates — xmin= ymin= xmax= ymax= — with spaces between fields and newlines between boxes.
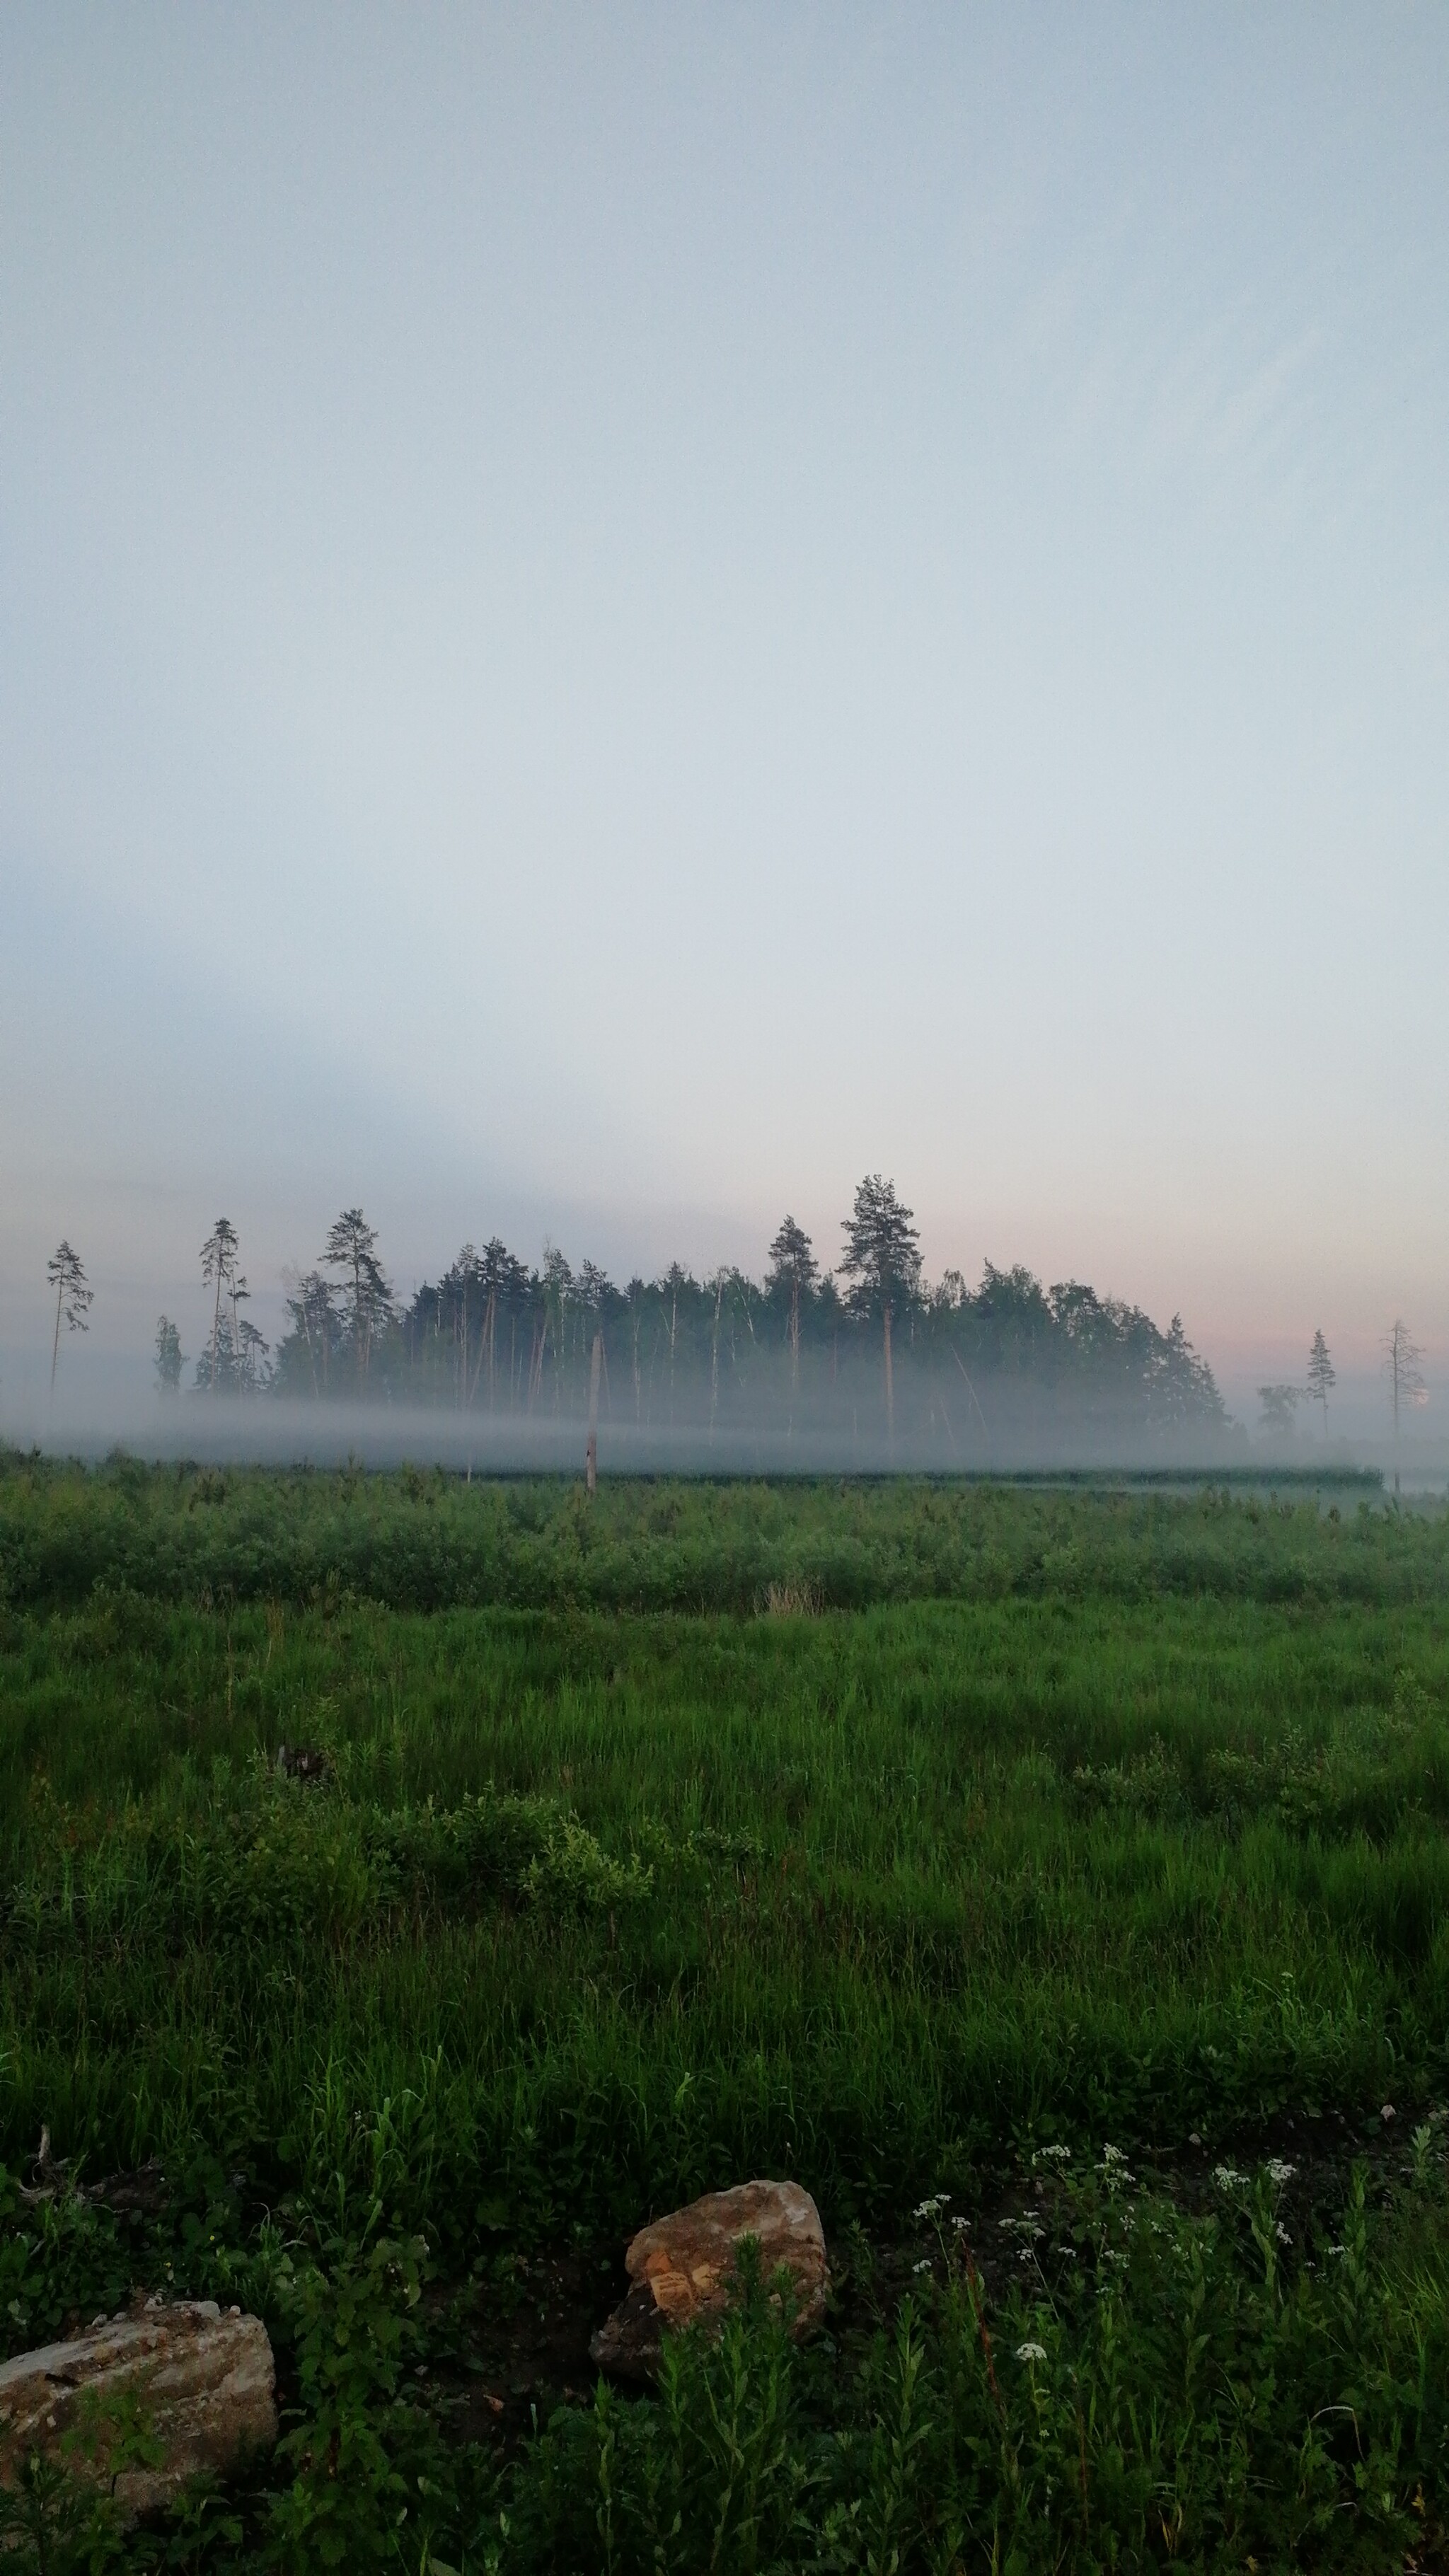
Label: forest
xmin=158 ymin=1179 xmax=1228 ymax=1447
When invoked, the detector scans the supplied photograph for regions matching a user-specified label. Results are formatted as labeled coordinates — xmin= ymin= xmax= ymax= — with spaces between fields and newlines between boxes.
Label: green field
xmin=4 ymin=1455 xmax=1449 ymax=2572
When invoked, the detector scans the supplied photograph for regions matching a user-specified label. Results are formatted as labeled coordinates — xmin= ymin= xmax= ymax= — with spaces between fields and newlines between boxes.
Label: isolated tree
xmin=839 ymin=1175 xmax=921 ymax=1440
xmin=1306 ymin=1329 xmax=1336 ymax=1434
xmin=154 ymin=1316 xmax=184 ymax=1394
xmin=200 ymin=1218 xmax=239 ymax=1395
xmin=766 ymin=1215 xmax=819 ymax=1391
xmin=1257 ymin=1384 xmax=1303 ymax=1436
xmin=323 ymin=1208 xmax=393 ymax=1382
xmin=1383 ymin=1319 xmax=1426 ymax=1440
xmin=47 ymin=1242 xmax=92 ymax=1394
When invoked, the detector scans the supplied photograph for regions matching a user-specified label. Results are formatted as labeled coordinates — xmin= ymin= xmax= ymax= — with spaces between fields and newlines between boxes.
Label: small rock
xmin=0 ymin=2301 xmax=277 ymax=2514
xmin=591 ymin=2179 xmax=828 ymax=2380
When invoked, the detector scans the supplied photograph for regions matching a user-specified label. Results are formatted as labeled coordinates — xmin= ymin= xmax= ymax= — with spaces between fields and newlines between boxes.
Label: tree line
xmin=134 ymin=1177 xmax=1230 ymax=1442
xmin=42 ymin=1198 xmax=1431 ymax=1446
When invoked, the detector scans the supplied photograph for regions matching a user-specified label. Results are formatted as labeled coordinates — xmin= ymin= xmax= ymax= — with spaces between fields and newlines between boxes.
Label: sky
xmin=2 ymin=5 xmax=1447 ymax=1431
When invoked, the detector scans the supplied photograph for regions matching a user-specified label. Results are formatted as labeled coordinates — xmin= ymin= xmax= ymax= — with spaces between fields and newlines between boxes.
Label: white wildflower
xmin=913 ymin=2258 xmax=932 ymax=2275
xmin=913 ymin=2195 xmax=947 ymax=2219
xmin=1015 ymin=2341 xmax=1047 ymax=2364
xmin=1276 ymin=2222 xmax=1291 ymax=2244
xmin=1266 ymin=2159 xmax=1295 ymax=2186
xmin=1382 ymin=2103 xmax=1396 ymax=2122
xmin=1034 ymin=2144 xmax=1071 ymax=2164
xmin=1213 ymin=2165 xmax=1247 ymax=2191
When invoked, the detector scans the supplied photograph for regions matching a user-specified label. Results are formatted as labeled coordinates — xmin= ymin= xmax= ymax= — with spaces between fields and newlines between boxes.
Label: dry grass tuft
xmin=761 ymin=1579 xmax=824 ymax=1617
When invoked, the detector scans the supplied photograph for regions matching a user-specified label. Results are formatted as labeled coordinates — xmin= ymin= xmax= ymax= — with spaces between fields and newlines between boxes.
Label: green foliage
xmin=0 ymin=2173 xmax=136 ymax=2362
xmin=0 ymin=1458 xmax=1405 ymax=1619
xmin=396 ymin=2149 xmax=1449 ymax=2571
xmin=2 ymin=1476 xmax=1449 ymax=2565
xmin=0 ymin=2447 xmax=125 ymax=2576
xmin=267 ymin=2228 xmax=432 ymax=2573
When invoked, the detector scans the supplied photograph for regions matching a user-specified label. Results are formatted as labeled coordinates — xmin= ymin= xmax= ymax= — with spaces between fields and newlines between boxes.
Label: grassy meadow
xmin=4 ymin=1453 xmax=1449 ymax=2571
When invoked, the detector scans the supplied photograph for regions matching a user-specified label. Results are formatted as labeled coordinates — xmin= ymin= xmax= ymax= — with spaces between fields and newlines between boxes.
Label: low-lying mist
xmin=2 ymin=1380 xmax=1419 ymax=1487
xmin=18 ymin=1189 xmax=1432 ymax=1480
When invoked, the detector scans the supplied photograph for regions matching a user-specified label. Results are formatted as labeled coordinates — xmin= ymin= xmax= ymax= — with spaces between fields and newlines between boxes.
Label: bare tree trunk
xmin=883 ymin=1300 xmax=894 ymax=1444
xmin=586 ymin=1329 xmax=601 ymax=1495
xmin=528 ymin=1315 xmax=548 ymax=1411
xmin=467 ymin=1291 xmax=491 ymax=1409
xmin=50 ymin=1283 xmax=62 ymax=1397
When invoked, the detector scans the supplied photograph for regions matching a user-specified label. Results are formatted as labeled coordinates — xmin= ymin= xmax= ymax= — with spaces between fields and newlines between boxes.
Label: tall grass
xmin=4 ymin=1465 xmax=1449 ymax=2566
xmin=0 ymin=1450 xmax=1433 ymax=1617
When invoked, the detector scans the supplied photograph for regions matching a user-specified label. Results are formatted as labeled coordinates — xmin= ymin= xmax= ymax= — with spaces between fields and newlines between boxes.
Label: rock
xmin=0 ymin=2300 xmax=277 ymax=2514
xmin=591 ymin=2179 xmax=828 ymax=2379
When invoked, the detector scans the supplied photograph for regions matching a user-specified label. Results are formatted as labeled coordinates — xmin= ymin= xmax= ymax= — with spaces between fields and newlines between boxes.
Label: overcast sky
xmin=2 ymin=6 xmax=1447 ymax=1411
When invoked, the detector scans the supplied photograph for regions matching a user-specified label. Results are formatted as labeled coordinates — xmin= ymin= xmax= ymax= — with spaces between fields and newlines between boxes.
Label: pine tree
xmin=1306 ymin=1329 xmax=1335 ymax=1433
xmin=200 ymin=1218 xmax=239 ymax=1395
xmin=47 ymin=1242 xmax=92 ymax=1394
xmin=765 ymin=1216 xmax=819 ymax=1391
xmin=839 ymin=1176 xmax=921 ymax=1442
xmin=323 ymin=1209 xmax=393 ymax=1382
xmin=154 ymin=1316 xmax=185 ymax=1394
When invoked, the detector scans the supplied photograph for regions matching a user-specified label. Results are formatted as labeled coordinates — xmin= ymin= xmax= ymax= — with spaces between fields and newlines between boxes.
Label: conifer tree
xmin=47 ymin=1242 xmax=92 ymax=1394
xmin=839 ymin=1176 xmax=920 ymax=1441
xmin=324 ymin=1209 xmax=393 ymax=1382
xmin=154 ymin=1316 xmax=184 ymax=1394
xmin=1306 ymin=1329 xmax=1335 ymax=1433
xmin=200 ymin=1218 xmax=238 ymax=1395
xmin=766 ymin=1215 xmax=819 ymax=1391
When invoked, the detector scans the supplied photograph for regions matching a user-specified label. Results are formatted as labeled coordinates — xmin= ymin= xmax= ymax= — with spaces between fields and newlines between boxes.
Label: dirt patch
xmin=424 ymin=2242 xmax=629 ymax=2447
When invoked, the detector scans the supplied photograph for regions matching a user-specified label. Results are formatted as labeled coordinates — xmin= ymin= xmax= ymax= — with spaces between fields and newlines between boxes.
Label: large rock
xmin=0 ymin=2299 xmax=277 ymax=2513
xmin=591 ymin=2179 xmax=828 ymax=2379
